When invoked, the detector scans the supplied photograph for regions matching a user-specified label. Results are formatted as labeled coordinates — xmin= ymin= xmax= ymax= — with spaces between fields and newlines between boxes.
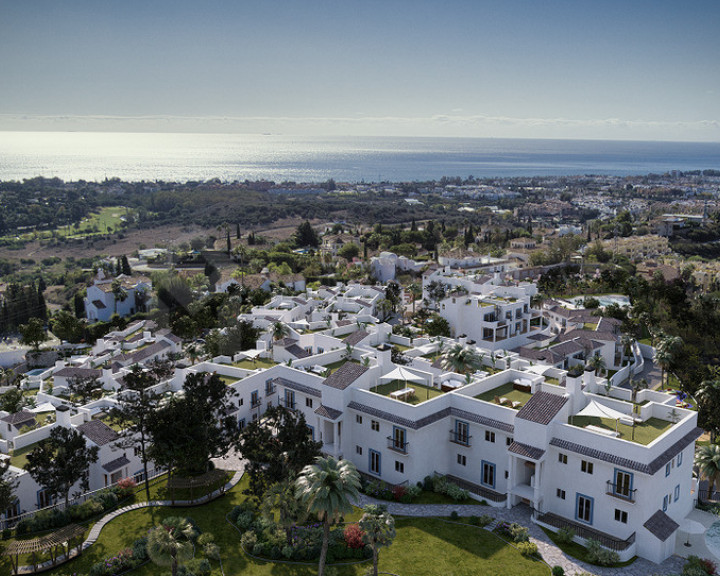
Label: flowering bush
xmin=116 ymin=477 xmax=137 ymax=497
xmin=391 ymin=485 xmax=406 ymax=501
xmin=343 ymin=523 xmax=365 ymax=549
xmin=88 ymin=545 xmax=144 ymax=576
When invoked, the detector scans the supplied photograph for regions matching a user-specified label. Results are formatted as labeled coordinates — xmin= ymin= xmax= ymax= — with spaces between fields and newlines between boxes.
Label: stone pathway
xmin=355 ymin=494 xmax=687 ymax=576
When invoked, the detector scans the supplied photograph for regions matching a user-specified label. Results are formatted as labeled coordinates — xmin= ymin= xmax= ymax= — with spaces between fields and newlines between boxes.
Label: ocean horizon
xmin=0 ymin=131 xmax=718 ymax=183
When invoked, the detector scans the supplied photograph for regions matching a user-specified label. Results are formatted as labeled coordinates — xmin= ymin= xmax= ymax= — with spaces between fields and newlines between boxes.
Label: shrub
xmin=241 ymin=531 xmax=258 ymax=551
xmin=392 ymin=485 xmax=406 ymax=501
xmin=450 ymin=511 xmax=459 ymax=521
xmin=684 ymin=556 xmax=718 ymax=576
xmin=115 ymin=477 xmax=137 ymax=498
xmin=510 ymin=524 xmax=529 ymax=543
xmin=517 ymin=541 xmax=538 ymax=557
xmin=184 ymin=558 xmax=211 ymax=576
xmin=446 ymin=483 xmax=470 ymax=501
xmin=1 ymin=528 xmax=10 ymax=540
xmin=552 ymin=566 xmax=565 ymax=576
xmin=469 ymin=515 xmax=480 ymax=526
xmin=344 ymin=523 xmax=365 ymax=549
xmin=555 ymin=526 xmax=576 ymax=544
xmin=236 ymin=511 xmax=255 ymax=532
xmin=423 ymin=475 xmax=434 ymax=491
xmin=478 ymin=514 xmax=494 ymax=527
xmin=585 ymin=539 xmax=620 ymax=566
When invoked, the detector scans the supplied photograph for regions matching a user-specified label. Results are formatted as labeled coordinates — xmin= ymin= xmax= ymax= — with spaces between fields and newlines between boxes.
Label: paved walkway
xmin=355 ymin=494 xmax=687 ymax=576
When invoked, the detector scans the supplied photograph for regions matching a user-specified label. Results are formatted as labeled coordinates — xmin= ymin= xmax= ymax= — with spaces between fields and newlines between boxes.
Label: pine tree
xmin=236 ymin=222 xmax=241 ymax=239
xmin=121 ymin=255 xmax=132 ymax=275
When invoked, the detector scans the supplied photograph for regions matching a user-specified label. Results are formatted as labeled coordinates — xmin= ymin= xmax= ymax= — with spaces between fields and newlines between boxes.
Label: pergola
xmin=166 ymin=469 xmax=229 ymax=504
xmin=4 ymin=523 xmax=85 ymax=575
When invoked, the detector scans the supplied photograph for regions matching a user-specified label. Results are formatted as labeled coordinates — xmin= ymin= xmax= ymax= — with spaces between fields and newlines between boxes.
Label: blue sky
xmin=1 ymin=0 xmax=718 ymax=140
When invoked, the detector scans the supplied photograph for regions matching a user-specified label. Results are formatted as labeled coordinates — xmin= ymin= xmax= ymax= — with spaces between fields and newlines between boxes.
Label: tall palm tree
xmin=408 ymin=282 xmax=422 ymax=315
xmin=587 ymin=352 xmax=606 ymax=377
xmin=620 ymin=333 xmax=635 ymax=364
xmin=696 ymin=444 xmax=720 ymax=499
xmin=111 ymin=279 xmax=128 ymax=316
xmin=295 ymin=456 xmax=361 ymax=576
xmin=630 ymin=377 xmax=649 ymax=405
xmin=656 ymin=335 xmax=682 ymax=390
xmin=146 ymin=517 xmax=196 ymax=576
xmin=441 ymin=343 xmax=481 ymax=375
xmin=272 ymin=321 xmax=290 ymax=341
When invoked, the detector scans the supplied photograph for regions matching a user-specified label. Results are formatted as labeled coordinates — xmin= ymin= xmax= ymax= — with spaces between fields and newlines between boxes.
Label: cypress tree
xmin=236 ymin=222 xmax=241 ymax=239
xmin=121 ymin=255 xmax=132 ymax=275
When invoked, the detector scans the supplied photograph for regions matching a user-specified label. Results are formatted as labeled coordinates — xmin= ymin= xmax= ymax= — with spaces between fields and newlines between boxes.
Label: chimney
xmin=55 ymin=404 xmax=72 ymax=428
xmin=583 ymin=366 xmax=596 ymax=391
xmin=376 ymin=344 xmax=392 ymax=370
xmin=458 ymin=334 xmax=467 ymax=347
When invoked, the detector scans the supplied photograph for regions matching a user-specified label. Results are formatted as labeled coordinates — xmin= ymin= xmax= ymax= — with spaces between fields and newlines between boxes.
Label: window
xmin=371 ymin=420 xmax=380 ymax=432
xmin=134 ymin=470 xmax=146 ymax=483
xmin=613 ymin=469 xmax=634 ymax=499
xmin=481 ymin=461 xmax=496 ymax=488
xmin=356 ymin=445 xmax=362 ymax=455
xmin=238 ymin=418 xmax=246 ymax=430
xmin=307 ymin=425 xmax=315 ymax=440
xmin=485 ymin=431 xmax=495 ymax=443
xmin=558 ymin=453 xmax=567 ymax=464
xmin=677 ymin=452 xmax=683 ymax=466
xmin=395 ymin=461 xmax=404 ymax=473
xmin=251 ymin=390 xmax=260 ymax=408
xmin=615 ymin=509 xmax=628 ymax=524
xmin=265 ymin=379 xmax=275 ymax=395
xmin=391 ymin=426 xmax=407 ymax=453
xmin=581 ymin=460 xmax=593 ymax=474
xmin=4 ymin=500 xmax=20 ymax=520
xmin=674 ymin=484 xmax=680 ymax=502
xmin=134 ymin=446 xmax=141 ymax=457
xmin=369 ymin=450 xmax=381 ymax=476
xmin=239 ymin=398 xmax=244 ymax=406
xmin=306 ymin=397 xmax=313 ymax=408
xmin=37 ymin=489 xmax=54 ymax=509
xmin=454 ymin=420 xmax=470 ymax=445
xmin=663 ymin=494 xmax=668 ymax=511
xmin=506 ymin=437 xmax=513 ymax=446
xmin=576 ymin=494 xmax=594 ymax=524
xmin=557 ymin=489 xmax=566 ymax=500
xmin=284 ymin=390 xmax=295 ymax=410
xmin=110 ymin=470 xmax=124 ymax=484
xmin=356 ymin=415 xmax=363 ymax=424
xmin=457 ymin=454 xmax=467 ymax=466
xmin=665 ymin=462 xmax=671 ymax=477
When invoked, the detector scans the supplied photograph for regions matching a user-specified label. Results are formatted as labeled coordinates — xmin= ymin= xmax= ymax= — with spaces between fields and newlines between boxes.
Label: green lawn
xmin=33 ymin=475 xmax=549 ymax=576
xmin=392 ymin=343 xmax=413 ymax=352
xmin=571 ymin=416 xmax=673 ymax=445
xmin=370 ymin=381 xmax=444 ymax=404
xmin=216 ymin=375 xmax=242 ymax=386
xmin=321 ymin=359 xmax=361 ymax=375
xmin=232 ymin=357 xmax=277 ymax=370
xmin=474 ymin=382 xmax=532 ymax=409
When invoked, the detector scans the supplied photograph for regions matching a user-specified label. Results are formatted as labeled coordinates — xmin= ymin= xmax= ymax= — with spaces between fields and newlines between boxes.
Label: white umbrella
xmin=576 ymin=400 xmax=628 ymax=433
xmin=380 ymin=366 xmax=425 ymax=384
xmin=679 ymin=518 xmax=706 ymax=535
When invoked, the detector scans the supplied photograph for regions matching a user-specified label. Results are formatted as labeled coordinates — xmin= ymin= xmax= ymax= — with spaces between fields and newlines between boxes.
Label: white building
xmin=84 ymin=273 xmax=152 ymax=323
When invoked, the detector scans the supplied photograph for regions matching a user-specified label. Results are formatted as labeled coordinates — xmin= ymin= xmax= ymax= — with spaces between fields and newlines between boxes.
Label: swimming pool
xmin=571 ymin=294 xmax=631 ymax=308
xmin=705 ymin=521 xmax=720 ymax=559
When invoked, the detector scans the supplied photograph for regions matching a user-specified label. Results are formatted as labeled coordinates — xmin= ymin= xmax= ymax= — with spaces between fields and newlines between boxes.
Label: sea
xmin=0 ymin=131 xmax=718 ymax=183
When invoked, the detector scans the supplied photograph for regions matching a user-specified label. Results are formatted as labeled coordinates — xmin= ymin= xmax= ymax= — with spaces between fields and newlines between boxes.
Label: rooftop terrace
xmin=571 ymin=415 xmax=673 ymax=445
xmin=474 ymin=381 xmax=533 ymax=410
xmin=369 ymin=381 xmax=444 ymax=405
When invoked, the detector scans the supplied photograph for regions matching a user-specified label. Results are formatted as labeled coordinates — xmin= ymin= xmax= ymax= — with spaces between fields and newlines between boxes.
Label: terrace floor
xmin=370 ymin=381 xmax=444 ymax=405
xmin=231 ymin=357 xmax=276 ymax=370
xmin=217 ymin=375 xmax=242 ymax=386
xmin=320 ymin=359 xmax=362 ymax=375
xmin=474 ymin=382 xmax=533 ymax=409
xmin=570 ymin=416 xmax=673 ymax=445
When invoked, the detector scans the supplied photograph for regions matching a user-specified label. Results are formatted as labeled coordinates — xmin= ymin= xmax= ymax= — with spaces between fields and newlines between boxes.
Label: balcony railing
xmin=251 ymin=398 xmax=262 ymax=409
xmin=387 ymin=436 xmax=409 ymax=454
xmin=606 ymin=481 xmax=637 ymax=503
xmin=449 ymin=430 xmax=472 ymax=446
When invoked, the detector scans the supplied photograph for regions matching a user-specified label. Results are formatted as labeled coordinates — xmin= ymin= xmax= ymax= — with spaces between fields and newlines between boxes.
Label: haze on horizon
xmin=1 ymin=0 xmax=718 ymax=142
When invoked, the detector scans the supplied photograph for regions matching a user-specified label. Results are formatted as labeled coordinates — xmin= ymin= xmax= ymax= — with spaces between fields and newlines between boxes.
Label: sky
xmin=1 ymin=0 xmax=719 ymax=141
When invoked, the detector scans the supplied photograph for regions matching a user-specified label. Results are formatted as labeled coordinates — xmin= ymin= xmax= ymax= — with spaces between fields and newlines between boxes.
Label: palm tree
xmin=630 ymin=377 xmax=649 ymax=405
xmin=408 ymin=282 xmax=422 ymax=315
xmin=111 ymin=279 xmax=128 ymax=315
xmin=696 ymin=444 xmax=720 ymax=499
xmin=441 ymin=343 xmax=481 ymax=375
xmin=656 ymin=335 xmax=683 ymax=389
xmin=359 ymin=504 xmax=396 ymax=576
xmin=272 ymin=321 xmax=290 ymax=341
xmin=587 ymin=352 xmax=606 ymax=377
xmin=295 ymin=457 xmax=361 ymax=576
xmin=146 ymin=517 xmax=196 ymax=576
xmin=620 ymin=333 xmax=635 ymax=364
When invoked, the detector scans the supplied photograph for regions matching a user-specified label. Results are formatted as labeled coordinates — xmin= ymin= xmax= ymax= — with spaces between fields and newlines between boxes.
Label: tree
xmin=697 ymin=379 xmax=720 ymax=443
xmin=376 ymin=299 xmax=394 ymax=323
xmin=26 ymin=426 xmax=99 ymax=507
xmin=272 ymin=321 xmax=290 ymax=341
xmin=147 ymin=372 xmax=238 ymax=475
xmin=147 ymin=516 xmax=196 ymax=576
xmin=110 ymin=364 xmax=165 ymax=501
xmin=587 ymin=352 xmax=606 ymax=377
xmin=0 ymin=387 xmax=24 ymax=414
xmin=441 ymin=343 xmax=481 ymax=374
xmin=262 ymin=479 xmax=308 ymax=544
xmin=696 ymin=444 xmax=720 ymax=499
xmin=50 ymin=310 xmax=84 ymax=343
xmin=294 ymin=221 xmax=319 ymax=248
xmin=0 ymin=458 xmax=16 ymax=515
xmin=630 ymin=377 xmax=649 ymax=405
xmin=359 ymin=504 xmax=396 ymax=576
xmin=656 ymin=335 xmax=683 ymax=389
xmin=237 ymin=405 xmax=322 ymax=498
xmin=120 ymin=255 xmax=132 ymax=276
xmin=19 ymin=317 xmax=49 ymax=358
xmin=111 ymin=279 xmax=128 ymax=315
xmin=295 ymin=457 xmax=361 ymax=576
xmin=425 ymin=314 xmax=451 ymax=337
xmin=68 ymin=375 xmax=100 ymax=405
xmin=385 ymin=281 xmax=402 ymax=313
xmin=337 ymin=242 xmax=359 ymax=261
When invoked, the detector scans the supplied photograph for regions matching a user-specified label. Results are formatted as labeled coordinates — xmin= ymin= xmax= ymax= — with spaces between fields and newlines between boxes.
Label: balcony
xmin=449 ymin=430 xmax=472 ymax=447
xmin=606 ymin=481 xmax=637 ymax=503
xmin=387 ymin=436 xmax=409 ymax=454
xmin=251 ymin=398 xmax=262 ymax=409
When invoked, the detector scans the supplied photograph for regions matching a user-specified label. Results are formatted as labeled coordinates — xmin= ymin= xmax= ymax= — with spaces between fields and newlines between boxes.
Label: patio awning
xmin=380 ymin=366 xmax=425 ymax=384
xmin=238 ymin=349 xmax=262 ymax=359
xmin=576 ymin=400 xmax=627 ymax=420
xmin=525 ymin=365 xmax=554 ymax=376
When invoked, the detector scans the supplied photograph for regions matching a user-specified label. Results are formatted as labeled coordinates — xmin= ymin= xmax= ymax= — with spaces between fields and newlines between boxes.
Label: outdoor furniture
xmin=585 ymin=424 xmax=619 ymax=437
xmin=499 ymin=397 xmax=509 ymax=405
xmin=512 ymin=401 xmax=522 ymax=409
xmin=390 ymin=387 xmax=415 ymax=401
xmin=4 ymin=523 xmax=85 ymax=575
